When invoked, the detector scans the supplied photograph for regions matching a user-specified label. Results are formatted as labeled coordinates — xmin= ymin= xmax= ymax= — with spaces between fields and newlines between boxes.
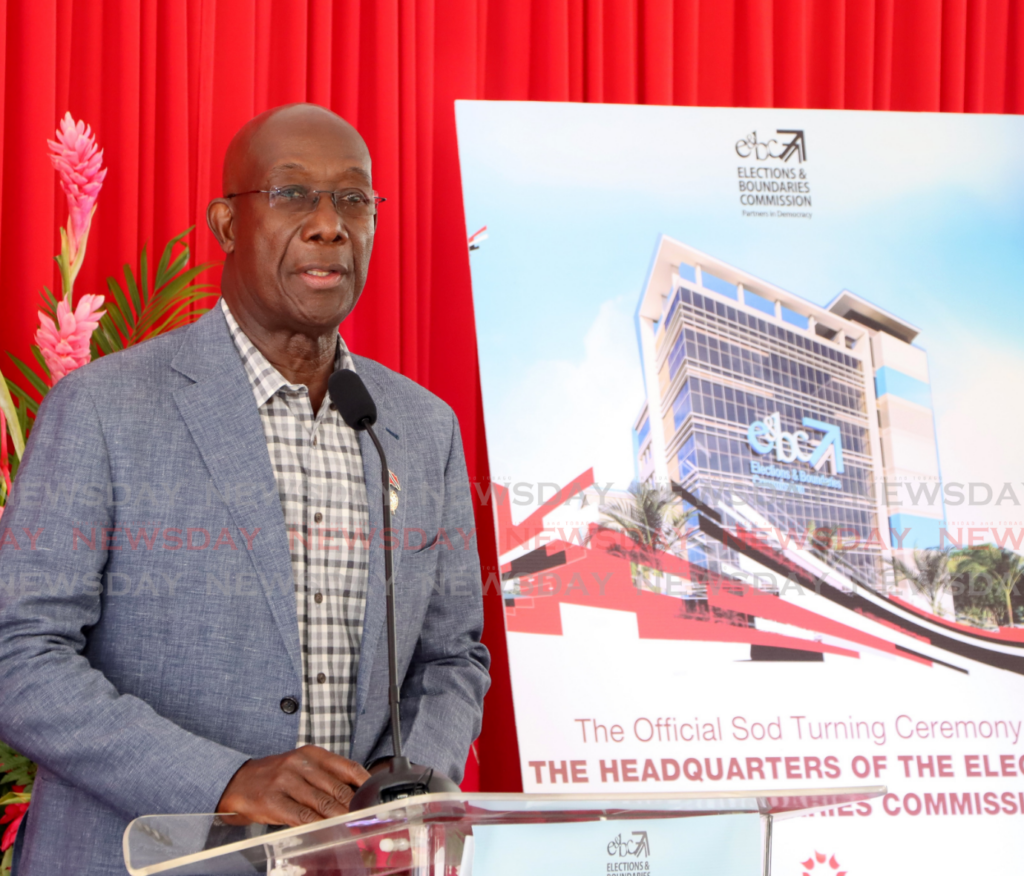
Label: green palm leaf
xmin=0 ymin=364 xmax=25 ymax=458
xmin=37 ymin=286 xmax=60 ymax=327
xmin=90 ymin=227 xmax=216 ymax=357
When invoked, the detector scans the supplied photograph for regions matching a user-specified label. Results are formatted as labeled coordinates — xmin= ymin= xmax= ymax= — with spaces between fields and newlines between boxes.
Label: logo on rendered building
xmin=747 ymin=412 xmax=844 ymax=474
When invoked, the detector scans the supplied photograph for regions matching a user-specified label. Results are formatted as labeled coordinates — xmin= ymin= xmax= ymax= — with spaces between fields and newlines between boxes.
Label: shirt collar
xmin=220 ymin=298 xmax=356 ymax=409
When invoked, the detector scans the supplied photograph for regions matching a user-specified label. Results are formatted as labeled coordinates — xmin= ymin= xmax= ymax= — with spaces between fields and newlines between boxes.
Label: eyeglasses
xmin=226 ymin=185 xmax=386 ymax=219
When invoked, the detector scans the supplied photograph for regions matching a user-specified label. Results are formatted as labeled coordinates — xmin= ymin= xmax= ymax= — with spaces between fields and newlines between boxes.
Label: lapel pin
xmin=389 ymin=469 xmax=400 ymax=513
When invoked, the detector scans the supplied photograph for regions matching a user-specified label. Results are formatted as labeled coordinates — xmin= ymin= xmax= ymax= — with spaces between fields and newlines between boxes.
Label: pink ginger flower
xmin=35 ymin=294 xmax=106 ymax=385
xmin=47 ymin=112 xmax=107 ymax=265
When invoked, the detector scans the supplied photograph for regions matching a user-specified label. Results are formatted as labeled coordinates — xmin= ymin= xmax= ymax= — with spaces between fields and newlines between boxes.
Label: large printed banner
xmin=456 ymin=101 xmax=1024 ymax=874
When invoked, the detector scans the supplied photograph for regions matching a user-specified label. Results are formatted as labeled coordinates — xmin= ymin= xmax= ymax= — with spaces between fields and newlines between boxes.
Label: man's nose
xmin=302 ymin=193 xmax=348 ymax=242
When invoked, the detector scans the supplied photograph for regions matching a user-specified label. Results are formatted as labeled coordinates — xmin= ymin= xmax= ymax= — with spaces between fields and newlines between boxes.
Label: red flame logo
xmin=800 ymin=850 xmax=846 ymax=876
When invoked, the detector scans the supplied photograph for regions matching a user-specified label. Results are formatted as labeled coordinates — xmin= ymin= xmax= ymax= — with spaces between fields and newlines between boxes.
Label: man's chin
xmin=290 ymin=295 xmax=361 ymax=336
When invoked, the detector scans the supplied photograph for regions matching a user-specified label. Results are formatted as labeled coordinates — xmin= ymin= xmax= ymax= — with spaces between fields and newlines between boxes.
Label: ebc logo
xmin=607 ymin=831 xmax=650 ymax=858
xmin=735 ymin=129 xmax=807 ymax=162
xmin=747 ymin=412 xmax=844 ymax=474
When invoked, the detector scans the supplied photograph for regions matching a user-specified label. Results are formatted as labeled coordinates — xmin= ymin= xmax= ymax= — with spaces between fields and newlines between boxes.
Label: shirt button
xmin=312 ymin=435 xmax=318 ymax=446
xmin=317 ymin=672 xmax=326 ymax=684
xmin=314 ymin=592 xmax=324 ymax=604
xmin=280 ymin=697 xmax=299 ymax=714
xmin=314 ymin=512 xmax=323 ymax=523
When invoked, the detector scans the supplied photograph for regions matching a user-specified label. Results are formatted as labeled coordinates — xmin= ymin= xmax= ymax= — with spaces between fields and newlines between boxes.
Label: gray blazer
xmin=0 ymin=306 xmax=490 ymax=876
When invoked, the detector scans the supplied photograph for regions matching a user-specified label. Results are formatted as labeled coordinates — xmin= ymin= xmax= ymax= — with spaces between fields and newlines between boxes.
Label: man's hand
xmin=216 ymin=745 xmax=371 ymax=826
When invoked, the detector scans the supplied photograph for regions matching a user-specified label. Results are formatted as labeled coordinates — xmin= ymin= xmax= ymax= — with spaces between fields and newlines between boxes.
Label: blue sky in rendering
xmin=456 ymin=101 xmax=1024 ymax=529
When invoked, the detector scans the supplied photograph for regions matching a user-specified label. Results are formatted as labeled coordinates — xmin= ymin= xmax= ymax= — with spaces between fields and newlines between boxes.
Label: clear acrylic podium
xmin=124 ymin=786 xmax=884 ymax=876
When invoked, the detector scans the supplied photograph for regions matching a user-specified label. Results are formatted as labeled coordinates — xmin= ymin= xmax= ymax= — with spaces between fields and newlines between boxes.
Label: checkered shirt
xmin=221 ymin=299 xmax=369 ymax=754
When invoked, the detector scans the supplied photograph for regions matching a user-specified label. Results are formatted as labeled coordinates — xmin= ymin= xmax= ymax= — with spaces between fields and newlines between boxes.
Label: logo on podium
xmin=607 ymin=830 xmax=651 ymax=858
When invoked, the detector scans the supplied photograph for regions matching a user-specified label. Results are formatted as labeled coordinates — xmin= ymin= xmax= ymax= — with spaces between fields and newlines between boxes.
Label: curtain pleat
xmin=1 ymin=0 xmax=1023 ymax=794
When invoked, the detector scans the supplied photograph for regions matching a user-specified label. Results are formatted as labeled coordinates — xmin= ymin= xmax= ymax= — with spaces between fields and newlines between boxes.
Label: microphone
xmin=327 ymin=369 xmax=459 ymax=809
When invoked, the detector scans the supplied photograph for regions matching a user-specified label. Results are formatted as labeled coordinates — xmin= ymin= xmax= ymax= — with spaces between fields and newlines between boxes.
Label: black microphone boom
xmin=327 ymin=369 xmax=459 ymax=809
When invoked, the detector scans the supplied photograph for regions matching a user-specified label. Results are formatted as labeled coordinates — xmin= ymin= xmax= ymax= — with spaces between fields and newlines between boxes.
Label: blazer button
xmin=280 ymin=697 xmax=299 ymax=714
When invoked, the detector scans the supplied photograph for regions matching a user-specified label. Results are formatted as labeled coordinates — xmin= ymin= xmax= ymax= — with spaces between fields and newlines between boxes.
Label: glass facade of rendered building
xmin=634 ymin=236 xmax=946 ymax=589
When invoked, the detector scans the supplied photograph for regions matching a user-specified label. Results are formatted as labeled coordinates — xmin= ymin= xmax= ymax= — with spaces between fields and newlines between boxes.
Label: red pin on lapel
xmin=389 ymin=470 xmax=400 ymax=513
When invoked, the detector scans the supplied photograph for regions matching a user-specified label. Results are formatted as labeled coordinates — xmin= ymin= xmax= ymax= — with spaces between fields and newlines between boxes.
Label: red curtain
xmin=1 ymin=0 xmax=1022 ymax=793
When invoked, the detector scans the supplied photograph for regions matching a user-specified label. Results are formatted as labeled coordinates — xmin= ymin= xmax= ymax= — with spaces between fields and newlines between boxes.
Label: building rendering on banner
xmin=633 ymin=235 xmax=945 ymax=588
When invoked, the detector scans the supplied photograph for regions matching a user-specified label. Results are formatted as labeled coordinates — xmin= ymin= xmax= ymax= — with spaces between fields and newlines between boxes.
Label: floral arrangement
xmin=0 ymin=113 xmax=217 ymax=873
xmin=0 ymin=743 xmax=31 ymax=873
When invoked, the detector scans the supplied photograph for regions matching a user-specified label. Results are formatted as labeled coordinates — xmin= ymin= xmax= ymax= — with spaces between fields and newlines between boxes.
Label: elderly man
xmin=0 ymin=104 xmax=490 ymax=875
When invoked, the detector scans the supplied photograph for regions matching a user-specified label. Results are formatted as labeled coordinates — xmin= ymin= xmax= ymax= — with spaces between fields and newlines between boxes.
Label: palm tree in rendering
xmin=891 ymin=549 xmax=954 ymax=617
xmin=951 ymin=546 xmax=1024 ymax=628
xmin=596 ymin=481 xmax=692 ymax=587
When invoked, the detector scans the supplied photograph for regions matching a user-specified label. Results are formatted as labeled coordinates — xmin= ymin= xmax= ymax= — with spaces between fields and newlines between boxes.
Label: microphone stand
xmin=348 ymin=419 xmax=459 ymax=810
xmin=365 ymin=421 xmax=403 ymax=760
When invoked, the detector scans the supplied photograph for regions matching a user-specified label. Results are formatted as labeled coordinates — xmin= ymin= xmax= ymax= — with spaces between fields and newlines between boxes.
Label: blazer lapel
xmin=352 ymin=360 xmax=406 ymax=719
xmin=170 ymin=307 xmax=301 ymax=679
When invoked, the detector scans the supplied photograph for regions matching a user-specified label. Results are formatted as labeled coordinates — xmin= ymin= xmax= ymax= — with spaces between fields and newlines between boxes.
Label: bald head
xmin=207 ymin=104 xmax=378 ymax=367
xmin=222 ymin=103 xmax=371 ymax=196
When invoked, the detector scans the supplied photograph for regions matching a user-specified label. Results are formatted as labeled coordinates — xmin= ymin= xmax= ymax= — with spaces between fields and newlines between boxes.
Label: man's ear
xmin=207 ymin=199 xmax=236 ymax=253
